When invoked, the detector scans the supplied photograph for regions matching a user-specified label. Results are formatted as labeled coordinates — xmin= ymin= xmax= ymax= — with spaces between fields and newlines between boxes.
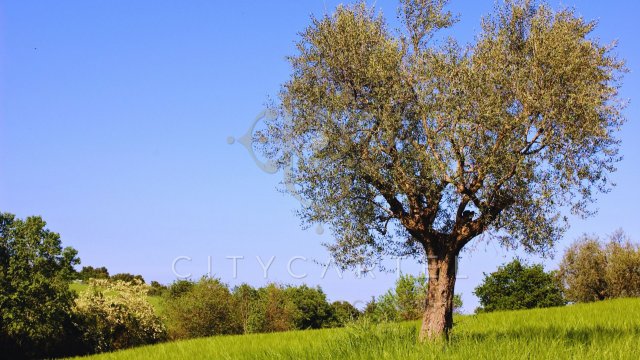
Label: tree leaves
xmin=262 ymin=0 xmax=626 ymax=267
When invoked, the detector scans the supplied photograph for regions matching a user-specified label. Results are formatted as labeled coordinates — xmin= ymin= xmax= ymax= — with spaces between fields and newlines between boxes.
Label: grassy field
xmin=74 ymin=298 xmax=640 ymax=360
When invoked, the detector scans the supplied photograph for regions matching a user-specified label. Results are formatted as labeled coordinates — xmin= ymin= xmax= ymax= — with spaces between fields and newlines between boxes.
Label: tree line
xmin=0 ymin=213 xmax=430 ymax=358
xmin=2 ymin=212 xmax=639 ymax=358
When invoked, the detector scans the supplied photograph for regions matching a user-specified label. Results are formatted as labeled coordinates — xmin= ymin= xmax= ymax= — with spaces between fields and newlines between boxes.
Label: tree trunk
xmin=419 ymin=254 xmax=457 ymax=342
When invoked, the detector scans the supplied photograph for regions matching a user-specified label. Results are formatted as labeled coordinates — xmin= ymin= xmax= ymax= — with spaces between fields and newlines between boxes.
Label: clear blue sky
xmin=1 ymin=1 xmax=638 ymax=312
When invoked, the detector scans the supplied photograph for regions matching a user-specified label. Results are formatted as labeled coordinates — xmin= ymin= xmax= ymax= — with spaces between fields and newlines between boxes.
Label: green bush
xmin=250 ymin=284 xmax=298 ymax=333
xmin=169 ymin=282 xmax=340 ymax=338
xmin=474 ymin=259 xmax=566 ymax=312
xmin=232 ymin=283 xmax=347 ymax=333
xmin=164 ymin=277 xmax=241 ymax=339
xmin=148 ymin=280 xmax=168 ymax=297
xmin=328 ymin=301 xmax=361 ymax=327
xmin=395 ymin=273 xmax=428 ymax=320
xmin=373 ymin=290 xmax=400 ymax=322
xmin=111 ymin=272 xmax=145 ymax=284
xmin=166 ymin=279 xmax=194 ymax=298
xmin=285 ymin=285 xmax=333 ymax=329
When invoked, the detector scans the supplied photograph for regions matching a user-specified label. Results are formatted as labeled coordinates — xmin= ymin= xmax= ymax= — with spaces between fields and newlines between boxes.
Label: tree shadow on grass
xmin=457 ymin=325 xmax=640 ymax=346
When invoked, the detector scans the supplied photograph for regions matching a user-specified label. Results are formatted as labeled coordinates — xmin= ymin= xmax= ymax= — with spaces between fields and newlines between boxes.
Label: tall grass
xmin=75 ymin=298 xmax=640 ymax=360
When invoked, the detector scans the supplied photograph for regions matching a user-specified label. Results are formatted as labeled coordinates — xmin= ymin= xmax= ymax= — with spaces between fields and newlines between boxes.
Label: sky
xmin=1 ymin=0 xmax=639 ymax=313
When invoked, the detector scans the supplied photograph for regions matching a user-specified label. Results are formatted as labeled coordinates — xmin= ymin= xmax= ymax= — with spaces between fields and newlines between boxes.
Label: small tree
xmin=474 ymin=259 xmax=565 ymax=312
xmin=603 ymin=232 xmax=640 ymax=298
xmin=0 ymin=212 xmax=80 ymax=358
xmin=559 ymin=231 xmax=640 ymax=302
xmin=396 ymin=274 xmax=428 ymax=320
xmin=558 ymin=235 xmax=609 ymax=302
xmin=232 ymin=283 xmax=260 ymax=334
xmin=261 ymin=0 xmax=625 ymax=340
xmin=374 ymin=291 xmax=400 ymax=322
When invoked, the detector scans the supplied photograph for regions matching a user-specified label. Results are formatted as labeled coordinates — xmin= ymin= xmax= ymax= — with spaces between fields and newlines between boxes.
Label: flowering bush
xmin=74 ymin=279 xmax=166 ymax=352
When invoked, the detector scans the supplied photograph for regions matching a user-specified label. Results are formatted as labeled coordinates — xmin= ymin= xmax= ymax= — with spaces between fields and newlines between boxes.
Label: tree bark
xmin=419 ymin=254 xmax=457 ymax=342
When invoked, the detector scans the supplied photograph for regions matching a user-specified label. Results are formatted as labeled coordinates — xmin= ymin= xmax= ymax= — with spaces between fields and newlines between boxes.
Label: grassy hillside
xmin=76 ymin=298 xmax=640 ymax=360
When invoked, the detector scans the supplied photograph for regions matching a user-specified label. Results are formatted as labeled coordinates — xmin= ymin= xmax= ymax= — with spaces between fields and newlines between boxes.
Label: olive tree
xmin=557 ymin=235 xmax=608 ymax=302
xmin=559 ymin=231 xmax=640 ymax=302
xmin=261 ymin=0 xmax=625 ymax=341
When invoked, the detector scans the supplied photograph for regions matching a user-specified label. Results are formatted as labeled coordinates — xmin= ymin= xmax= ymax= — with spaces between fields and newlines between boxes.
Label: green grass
xmin=146 ymin=295 xmax=165 ymax=315
xmin=69 ymin=281 xmax=88 ymax=293
xmin=76 ymin=298 xmax=640 ymax=360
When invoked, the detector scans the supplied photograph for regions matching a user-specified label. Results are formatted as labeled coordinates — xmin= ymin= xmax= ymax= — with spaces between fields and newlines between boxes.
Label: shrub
xmin=328 ymin=301 xmax=361 ymax=327
xmin=363 ymin=296 xmax=379 ymax=319
xmin=374 ymin=290 xmax=400 ymax=322
xmin=285 ymin=285 xmax=333 ymax=329
xmin=232 ymin=283 xmax=260 ymax=334
xmin=164 ymin=277 xmax=241 ymax=339
xmin=73 ymin=279 xmax=166 ymax=352
xmin=166 ymin=279 xmax=194 ymax=298
xmin=474 ymin=259 xmax=566 ymax=312
xmin=0 ymin=212 xmax=81 ymax=359
xmin=148 ymin=280 xmax=168 ymax=297
xmin=251 ymin=284 xmax=298 ymax=333
xmin=78 ymin=266 xmax=110 ymax=280
xmin=395 ymin=273 xmax=428 ymax=321
xmin=232 ymin=283 xmax=337 ymax=333
xmin=111 ymin=272 xmax=145 ymax=284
